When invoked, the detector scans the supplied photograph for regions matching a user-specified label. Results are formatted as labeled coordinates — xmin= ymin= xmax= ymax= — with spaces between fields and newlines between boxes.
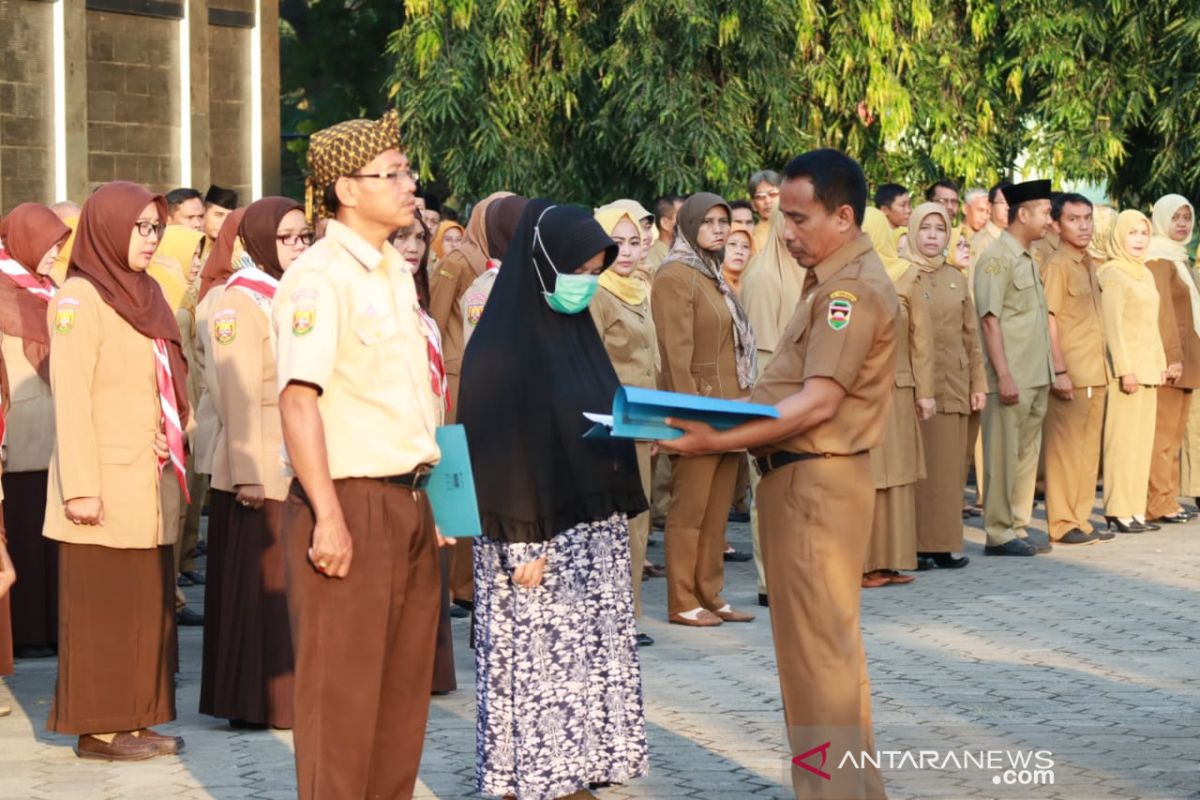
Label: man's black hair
xmin=782 ymin=149 xmax=868 ymax=225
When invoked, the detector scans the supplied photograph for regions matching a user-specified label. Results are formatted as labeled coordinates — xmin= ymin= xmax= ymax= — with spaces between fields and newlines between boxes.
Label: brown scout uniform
xmin=865 ymin=264 xmax=933 ymax=573
xmin=1145 ymin=257 xmax=1200 ymax=519
xmin=274 ymin=219 xmax=441 ymax=800
xmin=1041 ymin=244 xmax=1109 ymax=538
xmin=43 ymin=278 xmax=177 ymax=735
xmin=652 ymin=259 xmax=742 ymax=617
xmin=751 ymin=233 xmax=896 ymax=800
xmin=913 ymin=263 xmax=986 ymax=552
xmin=590 ymin=285 xmax=656 ymax=618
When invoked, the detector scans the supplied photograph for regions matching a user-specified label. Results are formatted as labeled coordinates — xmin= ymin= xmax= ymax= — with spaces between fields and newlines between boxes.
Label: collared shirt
xmin=1042 ymin=244 xmax=1109 ymax=388
xmin=1098 ymin=259 xmax=1167 ymax=384
xmin=968 ymin=221 xmax=1005 ymax=296
xmin=974 ymin=231 xmax=1054 ymax=391
xmin=273 ymin=219 xmax=440 ymax=480
xmin=750 ymin=233 xmax=898 ymax=457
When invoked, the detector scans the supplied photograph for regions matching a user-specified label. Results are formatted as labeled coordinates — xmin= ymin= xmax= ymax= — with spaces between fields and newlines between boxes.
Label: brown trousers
xmin=284 ymin=478 xmax=440 ymax=800
xmin=629 ymin=441 xmax=652 ymax=618
xmin=1043 ymin=387 xmax=1106 ymax=538
xmin=1 ymin=471 xmax=57 ymax=649
xmin=863 ymin=484 xmax=917 ymax=572
xmin=1147 ymin=385 xmax=1192 ymax=519
xmin=664 ymin=452 xmax=738 ymax=616
xmin=759 ymin=455 xmax=887 ymax=800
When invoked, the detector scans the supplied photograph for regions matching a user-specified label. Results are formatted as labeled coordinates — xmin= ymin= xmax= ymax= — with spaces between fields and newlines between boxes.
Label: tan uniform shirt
xmin=974 ymin=231 xmax=1054 ymax=391
xmin=273 ymin=220 xmax=440 ymax=480
xmin=651 ymin=261 xmax=741 ymax=400
xmin=1099 ymin=260 xmax=1167 ymax=385
xmin=461 ymin=268 xmax=498 ymax=351
xmin=211 ymin=285 xmax=290 ymax=500
xmin=916 ymin=263 xmax=986 ymax=414
xmin=750 ymin=234 xmax=899 ymax=456
xmin=428 ymin=249 xmax=480 ymax=405
xmin=643 ymin=240 xmax=670 ymax=275
xmin=1042 ymin=245 xmax=1109 ymax=388
xmin=0 ymin=332 xmax=54 ymax=472
xmin=192 ymin=287 xmax=225 ymax=474
xmin=43 ymin=278 xmax=167 ymax=548
xmin=1146 ymin=258 xmax=1200 ymax=390
xmin=892 ymin=265 xmax=935 ymax=399
xmin=589 ymin=286 xmax=657 ymax=389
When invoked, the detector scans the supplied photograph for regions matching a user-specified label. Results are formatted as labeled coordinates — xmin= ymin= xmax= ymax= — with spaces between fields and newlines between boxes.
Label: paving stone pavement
xmin=1 ymin=500 xmax=1198 ymax=799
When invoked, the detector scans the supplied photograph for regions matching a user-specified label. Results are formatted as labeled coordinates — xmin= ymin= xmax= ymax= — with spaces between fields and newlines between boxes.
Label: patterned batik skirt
xmin=474 ymin=513 xmax=649 ymax=800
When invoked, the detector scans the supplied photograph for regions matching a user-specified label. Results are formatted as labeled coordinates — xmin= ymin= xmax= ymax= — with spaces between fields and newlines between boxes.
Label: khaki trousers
xmin=665 ymin=452 xmax=738 ymax=616
xmin=748 ymin=455 xmax=767 ymax=595
xmin=629 ymin=441 xmax=652 ymax=619
xmin=1103 ymin=383 xmax=1158 ymax=518
xmin=284 ymin=478 xmax=439 ymax=800
xmin=759 ymin=454 xmax=886 ymax=800
xmin=967 ymin=414 xmax=984 ymax=506
xmin=650 ymin=453 xmax=673 ymax=527
xmin=1043 ymin=386 xmax=1106 ymax=538
xmin=1181 ymin=389 xmax=1200 ymax=496
xmin=1147 ymin=385 xmax=1192 ymax=519
xmin=982 ymin=386 xmax=1049 ymax=545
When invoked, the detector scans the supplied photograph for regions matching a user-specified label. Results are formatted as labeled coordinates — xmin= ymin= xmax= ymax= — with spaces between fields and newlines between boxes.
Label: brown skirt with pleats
xmin=432 ymin=547 xmax=457 ymax=693
xmin=47 ymin=543 xmax=176 ymax=735
xmin=198 ymin=489 xmax=233 ymax=717
xmin=200 ymin=495 xmax=294 ymax=728
xmin=1 ymin=471 xmax=58 ymax=649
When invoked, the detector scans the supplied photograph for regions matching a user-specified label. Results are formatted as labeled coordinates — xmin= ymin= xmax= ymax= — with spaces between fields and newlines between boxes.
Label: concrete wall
xmin=0 ymin=0 xmax=55 ymax=209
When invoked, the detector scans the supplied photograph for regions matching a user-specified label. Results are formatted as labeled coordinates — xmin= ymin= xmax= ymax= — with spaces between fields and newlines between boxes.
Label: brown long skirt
xmin=0 ymin=593 xmax=12 ymax=675
xmin=47 ymin=543 xmax=176 ymax=735
xmin=1 ymin=471 xmax=57 ymax=649
xmin=864 ymin=484 xmax=918 ymax=571
xmin=198 ymin=489 xmax=234 ymax=717
xmin=200 ymin=495 xmax=294 ymax=728
xmin=916 ymin=412 xmax=969 ymax=553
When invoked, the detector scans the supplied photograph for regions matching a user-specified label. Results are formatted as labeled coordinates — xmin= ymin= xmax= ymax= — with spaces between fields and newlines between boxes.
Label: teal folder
xmin=584 ymin=386 xmax=780 ymax=441
xmin=425 ymin=425 xmax=482 ymax=538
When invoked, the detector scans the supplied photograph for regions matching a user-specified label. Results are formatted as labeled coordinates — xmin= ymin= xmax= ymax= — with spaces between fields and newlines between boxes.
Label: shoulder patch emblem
xmin=830 ymin=289 xmax=858 ymax=303
xmin=828 ymin=298 xmax=853 ymax=330
xmin=214 ymin=311 xmax=237 ymax=345
xmin=437 ymin=269 xmax=455 ymax=280
xmin=53 ymin=298 xmax=79 ymax=334
xmin=292 ymin=306 xmax=316 ymax=336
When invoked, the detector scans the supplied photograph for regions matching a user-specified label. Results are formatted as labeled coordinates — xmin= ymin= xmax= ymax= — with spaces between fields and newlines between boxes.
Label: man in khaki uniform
xmin=661 ymin=150 xmax=895 ymax=799
xmin=1041 ymin=193 xmax=1113 ymax=545
xmin=969 ymin=182 xmax=1011 ymax=272
xmin=975 ymin=180 xmax=1055 ymax=556
xmin=275 ymin=110 xmax=449 ymax=800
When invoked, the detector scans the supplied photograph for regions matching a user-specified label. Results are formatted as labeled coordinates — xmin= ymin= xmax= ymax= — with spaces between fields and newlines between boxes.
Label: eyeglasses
xmin=346 ymin=168 xmax=415 ymax=183
xmin=134 ymin=220 xmax=165 ymax=238
xmin=753 ymin=190 xmax=781 ymax=200
xmin=276 ymin=233 xmax=315 ymax=247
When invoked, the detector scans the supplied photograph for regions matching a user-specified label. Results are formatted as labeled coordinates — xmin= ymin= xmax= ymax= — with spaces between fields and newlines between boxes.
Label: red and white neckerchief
xmin=485 ymin=258 xmax=501 ymax=272
xmin=225 ymin=266 xmax=279 ymax=313
xmin=0 ymin=247 xmax=56 ymax=302
xmin=416 ymin=305 xmax=449 ymax=412
xmin=152 ymin=339 xmax=190 ymax=503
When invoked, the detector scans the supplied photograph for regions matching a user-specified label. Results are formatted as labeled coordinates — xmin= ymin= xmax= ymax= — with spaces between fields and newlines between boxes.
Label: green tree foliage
xmin=334 ymin=0 xmax=1199 ymax=205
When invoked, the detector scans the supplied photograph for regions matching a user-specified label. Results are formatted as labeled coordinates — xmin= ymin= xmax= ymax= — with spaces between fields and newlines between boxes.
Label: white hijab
xmin=1145 ymin=194 xmax=1200 ymax=338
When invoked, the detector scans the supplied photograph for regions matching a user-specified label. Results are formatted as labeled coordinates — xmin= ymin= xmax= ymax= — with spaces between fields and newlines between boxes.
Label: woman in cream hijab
xmin=1144 ymin=195 xmax=1200 ymax=520
xmin=861 ymin=208 xmax=935 ymax=587
xmin=1099 ymin=210 xmax=1167 ymax=532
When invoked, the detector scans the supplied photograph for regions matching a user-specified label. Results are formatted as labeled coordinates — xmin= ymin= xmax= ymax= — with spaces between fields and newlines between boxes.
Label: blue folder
xmin=425 ymin=425 xmax=482 ymax=538
xmin=584 ymin=386 xmax=780 ymax=441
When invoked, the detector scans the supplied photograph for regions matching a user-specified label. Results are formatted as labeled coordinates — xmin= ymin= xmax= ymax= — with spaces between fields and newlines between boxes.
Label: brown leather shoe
xmin=75 ymin=732 xmax=162 ymax=761
xmin=862 ymin=572 xmax=891 ymax=588
xmin=135 ymin=727 xmax=185 ymax=754
xmin=669 ymin=609 xmax=723 ymax=627
xmin=715 ymin=607 xmax=755 ymax=623
xmin=884 ymin=570 xmax=915 ymax=585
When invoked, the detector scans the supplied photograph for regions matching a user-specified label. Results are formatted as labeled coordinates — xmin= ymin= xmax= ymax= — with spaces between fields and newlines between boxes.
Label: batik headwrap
xmin=305 ymin=108 xmax=403 ymax=222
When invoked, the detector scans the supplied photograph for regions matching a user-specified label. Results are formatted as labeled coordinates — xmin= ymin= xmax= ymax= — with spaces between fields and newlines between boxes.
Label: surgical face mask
xmin=533 ymin=206 xmax=599 ymax=314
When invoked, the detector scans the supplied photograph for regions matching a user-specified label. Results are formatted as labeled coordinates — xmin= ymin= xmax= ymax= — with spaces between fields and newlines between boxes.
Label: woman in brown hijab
xmin=652 ymin=192 xmax=757 ymax=627
xmin=43 ymin=181 xmax=189 ymax=760
xmin=0 ymin=203 xmax=70 ymax=658
xmin=202 ymin=198 xmax=308 ymax=729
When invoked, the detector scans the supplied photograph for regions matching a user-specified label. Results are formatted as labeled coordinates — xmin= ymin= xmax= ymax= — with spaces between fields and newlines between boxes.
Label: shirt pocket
xmin=1067 ymin=279 xmax=1092 ymax=299
xmin=353 ymin=308 xmax=400 ymax=347
xmin=1012 ymin=265 xmax=1035 ymax=291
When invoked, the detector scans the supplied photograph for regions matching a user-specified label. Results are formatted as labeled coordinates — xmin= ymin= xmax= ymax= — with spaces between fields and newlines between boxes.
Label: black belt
xmin=380 ymin=466 xmax=433 ymax=489
xmin=755 ymin=451 xmax=864 ymax=476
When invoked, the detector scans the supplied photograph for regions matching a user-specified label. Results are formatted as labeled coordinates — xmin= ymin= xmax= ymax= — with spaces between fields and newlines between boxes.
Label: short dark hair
xmin=925 ymin=179 xmax=959 ymax=201
xmin=323 ymin=183 xmax=341 ymax=217
xmin=1051 ymin=192 xmax=1092 ymax=222
xmin=782 ymin=149 xmax=868 ymax=226
xmin=418 ymin=191 xmax=441 ymax=213
xmin=729 ymin=199 xmax=754 ymax=213
xmin=441 ymin=206 xmax=459 ymax=222
xmin=748 ymin=170 xmax=782 ymax=196
xmin=165 ymin=187 xmax=201 ymax=213
xmin=653 ymin=194 xmax=682 ymax=232
xmin=988 ymin=181 xmax=1012 ymax=204
xmin=874 ymin=183 xmax=909 ymax=209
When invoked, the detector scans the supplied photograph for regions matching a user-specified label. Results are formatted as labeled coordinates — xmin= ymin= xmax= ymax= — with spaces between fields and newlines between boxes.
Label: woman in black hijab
xmin=459 ymin=200 xmax=649 ymax=800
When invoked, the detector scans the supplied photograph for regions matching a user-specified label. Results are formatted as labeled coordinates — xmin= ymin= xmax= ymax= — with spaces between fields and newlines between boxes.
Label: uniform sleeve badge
xmin=214 ymin=312 xmax=237 ymax=345
xmin=827 ymin=298 xmax=853 ymax=330
xmin=292 ymin=306 xmax=316 ymax=336
xmin=465 ymin=292 xmax=486 ymax=326
xmin=53 ymin=298 xmax=79 ymax=334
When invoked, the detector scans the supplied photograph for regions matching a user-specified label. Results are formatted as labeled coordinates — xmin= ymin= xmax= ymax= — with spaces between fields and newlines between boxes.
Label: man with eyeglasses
xmin=273 ymin=108 xmax=452 ymax=800
xmin=749 ymin=169 xmax=782 ymax=252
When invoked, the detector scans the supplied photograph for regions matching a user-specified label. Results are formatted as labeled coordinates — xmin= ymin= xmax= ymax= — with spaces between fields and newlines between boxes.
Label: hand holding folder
xmin=584 ymin=386 xmax=780 ymax=441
